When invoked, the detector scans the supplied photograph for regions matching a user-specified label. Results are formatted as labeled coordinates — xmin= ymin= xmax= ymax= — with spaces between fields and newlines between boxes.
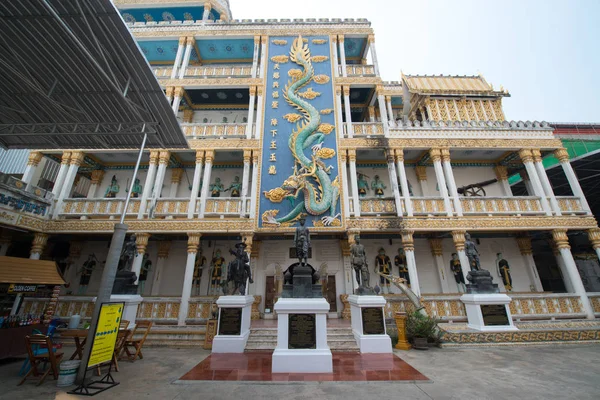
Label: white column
xmin=179 ymin=234 xmax=201 ymax=325
xmin=348 ymin=150 xmax=360 ymax=217
xmin=251 ymin=36 xmax=260 ymax=78
xmin=165 ymin=87 xmax=174 ymax=104
xmin=415 ymin=166 xmax=429 ymax=196
xmin=338 ymin=35 xmax=347 ymax=77
xmin=367 ymin=34 xmax=380 ymax=76
xmin=520 ymin=171 xmax=534 ymax=196
xmin=402 ymin=231 xmax=420 ymax=297
xmin=29 ymin=233 xmax=48 ymax=261
xmin=151 ymin=242 xmax=171 ymax=296
xmin=259 ymin=36 xmax=267 ymax=79
xmin=386 ymin=153 xmax=403 ymax=217
xmin=249 ymin=152 xmax=259 ymax=219
xmin=172 ymin=87 xmax=184 ymax=114
xmin=240 ymin=150 xmax=251 ymax=217
xmin=131 ymin=234 xmax=150 ymax=284
xmin=555 ymin=148 xmax=591 ymax=214
xmin=532 ymin=150 xmax=561 ymax=215
xmin=552 ymin=244 xmax=574 ymax=292
xmin=152 ymin=151 xmax=170 ymax=201
xmin=588 ymin=228 xmax=600 ymax=265
xmin=246 ymin=86 xmax=256 ymax=139
xmin=54 ymin=152 xmax=84 ymax=218
xmin=331 ymin=36 xmax=339 ymax=78
xmin=519 ymin=149 xmax=552 ymax=216
xmin=199 ymin=151 xmax=214 ymax=218
xmin=202 ymin=2 xmax=211 ymax=20
xmin=430 ymin=239 xmax=451 ymax=293
xmin=340 ymin=152 xmax=351 ymax=218
xmin=452 ymin=231 xmax=471 ymax=283
xmin=441 ymin=148 xmax=463 ymax=216
xmin=22 ymin=152 xmax=42 ymax=187
xmin=255 ymin=87 xmax=264 ymax=140
xmin=178 ymin=37 xmax=195 ymax=79
xmin=138 ymin=151 xmax=159 ymax=218
xmin=552 ymin=230 xmax=594 ymax=319
xmin=169 ymin=168 xmax=183 ymax=198
xmin=188 ymin=151 xmax=204 ymax=218
xmin=171 ymin=37 xmax=186 ymax=79
xmin=430 ymin=149 xmax=453 ymax=217
xmin=516 ymin=237 xmax=544 ymax=292
xmin=376 ymin=87 xmax=389 ymax=136
xmin=385 ymin=96 xmax=395 ymax=127
xmin=52 ymin=152 xmax=71 ymax=197
xmin=494 ymin=166 xmax=513 ymax=197
xmin=335 ymin=87 xmax=344 ymax=138
xmin=395 ymin=149 xmax=413 ymax=216
xmin=343 ymin=86 xmax=353 ymax=138
xmin=87 ymin=170 xmax=104 ymax=199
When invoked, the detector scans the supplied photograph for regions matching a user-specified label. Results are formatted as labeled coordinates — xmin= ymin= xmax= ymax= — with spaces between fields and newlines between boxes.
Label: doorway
xmin=326 ymin=276 xmax=337 ymax=312
xmin=264 ymin=276 xmax=276 ymax=312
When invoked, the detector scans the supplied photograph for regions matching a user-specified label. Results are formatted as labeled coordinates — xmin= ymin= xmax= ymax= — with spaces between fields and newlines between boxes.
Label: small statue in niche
xmin=193 ymin=247 xmax=206 ymax=296
xmin=119 ymin=235 xmax=137 ymax=271
xmin=374 ymin=248 xmax=392 ymax=293
xmin=464 ymin=233 xmax=481 ymax=271
xmin=78 ymin=254 xmax=99 ymax=295
xmin=294 ymin=216 xmax=310 ymax=267
xmin=357 ymin=173 xmax=369 ymax=197
xmin=105 ymin=175 xmax=120 ymax=198
xmin=350 ymin=235 xmax=370 ymax=290
xmin=138 ymin=254 xmax=152 ymax=294
xmin=496 ymin=253 xmax=512 ymax=292
xmin=408 ymin=180 xmax=414 ymax=196
xmin=394 ymin=248 xmax=410 ymax=287
xmin=371 ymin=175 xmax=387 ymax=198
xmin=209 ymin=177 xmax=224 ymax=197
xmin=129 ymin=178 xmax=143 ymax=198
xmin=209 ymin=249 xmax=226 ymax=295
xmin=450 ymin=253 xmax=466 ymax=293
xmin=224 ymin=176 xmax=242 ymax=198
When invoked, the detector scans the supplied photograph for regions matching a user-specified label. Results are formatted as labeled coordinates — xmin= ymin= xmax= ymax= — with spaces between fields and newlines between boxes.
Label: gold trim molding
xmin=341 ymin=138 xmax=563 ymax=150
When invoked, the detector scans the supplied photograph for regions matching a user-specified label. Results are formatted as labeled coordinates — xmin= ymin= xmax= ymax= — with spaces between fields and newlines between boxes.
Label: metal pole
xmin=77 ymin=133 xmax=148 ymax=382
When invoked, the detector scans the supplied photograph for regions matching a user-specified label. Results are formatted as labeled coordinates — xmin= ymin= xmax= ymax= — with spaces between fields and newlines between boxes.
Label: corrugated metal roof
xmin=403 ymin=75 xmax=494 ymax=94
xmin=0 ymin=256 xmax=65 ymax=284
xmin=0 ymin=0 xmax=188 ymax=150
xmin=0 ymin=149 xmax=29 ymax=174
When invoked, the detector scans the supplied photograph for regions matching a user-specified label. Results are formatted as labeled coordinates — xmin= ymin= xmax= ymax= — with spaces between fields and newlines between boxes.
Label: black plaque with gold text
xmin=481 ymin=304 xmax=510 ymax=326
xmin=218 ymin=308 xmax=242 ymax=335
xmin=362 ymin=307 xmax=385 ymax=335
xmin=288 ymin=314 xmax=316 ymax=349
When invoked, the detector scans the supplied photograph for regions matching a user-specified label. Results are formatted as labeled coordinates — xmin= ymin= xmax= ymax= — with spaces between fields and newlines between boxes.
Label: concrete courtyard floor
xmin=1 ymin=344 xmax=599 ymax=400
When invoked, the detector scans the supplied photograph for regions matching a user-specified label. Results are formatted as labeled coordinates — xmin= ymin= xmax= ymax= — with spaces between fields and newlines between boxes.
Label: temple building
xmin=1 ymin=0 xmax=599 ymax=343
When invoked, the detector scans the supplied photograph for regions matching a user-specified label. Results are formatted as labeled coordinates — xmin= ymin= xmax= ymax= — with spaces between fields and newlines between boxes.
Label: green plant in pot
xmin=406 ymin=310 xmax=438 ymax=350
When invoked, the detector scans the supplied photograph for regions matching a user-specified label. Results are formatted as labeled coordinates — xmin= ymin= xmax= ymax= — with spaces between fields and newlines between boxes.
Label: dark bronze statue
xmin=464 ymin=233 xmax=481 ymax=271
xmin=294 ymin=216 xmax=310 ymax=267
xmin=351 ymin=236 xmax=370 ymax=289
xmin=225 ymin=241 xmax=253 ymax=295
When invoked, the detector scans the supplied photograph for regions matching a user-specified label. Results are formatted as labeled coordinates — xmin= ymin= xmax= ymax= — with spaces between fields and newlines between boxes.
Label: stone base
xmin=212 ymin=295 xmax=254 ymax=353
xmin=461 ymin=293 xmax=518 ymax=332
xmin=348 ymin=295 xmax=392 ymax=353
xmin=110 ymin=294 xmax=143 ymax=329
xmin=272 ymin=298 xmax=332 ymax=373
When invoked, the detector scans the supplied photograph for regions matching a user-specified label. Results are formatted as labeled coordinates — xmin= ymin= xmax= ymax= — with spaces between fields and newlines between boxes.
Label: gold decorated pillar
xmin=172 ymin=86 xmax=185 ymax=114
xmin=240 ymin=150 xmax=252 ymax=217
xmin=415 ymin=165 xmax=429 ymax=196
xmin=554 ymin=148 xmax=592 ymax=213
xmin=587 ymin=228 xmax=600 ymax=263
xmin=249 ymin=151 xmax=260 ymax=219
xmin=515 ymin=236 xmax=543 ymax=292
xmin=340 ymin=151 xmax=351 ymax=218
xmin=131 ymin=233 xmax=151 ymax=286
xmin=494 ymin=165 xmax=512 ymax=196
xmin=451 ymin=230 xmax=470 ymax=283
xmin=179 ymin=233 xmax=202 ymax=325
xmin=171 ymin=37 xmax=186 ymax=79
xmin=188 ymin=150 xmax=204 ymax=219
xmin=202 ymin=1 xmax=212 ymax=20
xmin=183 ymin=109 xmax=194 ymax=123
xmin=385 ymin=95 xmax=395 ymax=127
xmin=169 ymin=168 xmax=184 ymax=198
xmin=519 ymin=149 xmax=552 ymax=216
xmin=199 ymin=150 xmax=214 ymax=218
xmin=551 ymin=229 xmax=594 ymax=319
xmin=54 ymin=151 xmax=84 ymax=218
xmin=430 ymin=148 xmax=453 ymax=216
xmin=331 ymin=35 xmax=339 ymax=78
xmin=246 ymin=86 xmax=256 ymax=139
xmin=22 ymin=151 xmax=43 ymax=187
xmin=394 ymin=312 xmax=411 ymax=350
xmin=88 ymin=170 xmax=105 ymax=198
xmin=532 ymin=149 xmax=561 ymax=215
xmin=251 ymin=36 xmax=260 ymax=78
xmin=151 ymin=241 xmax=171 ymax=296
xmin=343 ymin=85 xmax=353 ymax=138
xmin=152 ymin=150 xmax=171 ymax=203
xmin=178 ymin=37 xmax=196 ymax=79
xmin=51 ymin=152 xmax=71 ymax=197
xmin=347 ymin=150 xmax=360 ymax=217
xmin=402 ymin=230 xmax=420 ymax=297
xmin=440 ymin=148 xmax=462 ymax=216
xmin=429 ymin=238 xmax=450 ymax=293
xmin=376 ymin=85 xmax=390 ymax=136
xmin=30 ymin=233 xmax=48 ymax=260
xmin=395 ymin=149 xmax=413 ymax=216
xmin=139 ymin=150 xmax=160 ymax=218
xmin=338 ymin=35 xmax=347 ymax=77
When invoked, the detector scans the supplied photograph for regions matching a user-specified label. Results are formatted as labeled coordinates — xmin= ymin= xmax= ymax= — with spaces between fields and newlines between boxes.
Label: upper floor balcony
xmin=153 ymin=64 xmax=254 ymax=80
xmin=181 ymin=122 xmax=251 ymax=139
xmin=339 ymin=64 xmax=376 ymax=77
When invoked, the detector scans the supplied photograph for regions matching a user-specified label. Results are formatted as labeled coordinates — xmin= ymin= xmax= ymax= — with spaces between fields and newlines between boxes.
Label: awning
xmin=0 ymin=256 xmax=65 ymax=285
xmin=0 ymin=0 xmax=188 ymax=150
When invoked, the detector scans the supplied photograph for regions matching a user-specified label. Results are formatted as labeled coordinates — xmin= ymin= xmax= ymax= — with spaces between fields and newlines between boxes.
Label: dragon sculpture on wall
xmin=263 ymin=35 xmax=341 ymax=227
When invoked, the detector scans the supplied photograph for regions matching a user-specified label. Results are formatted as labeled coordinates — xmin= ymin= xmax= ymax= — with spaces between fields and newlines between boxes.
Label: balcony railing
xmin=557 ymin=196 xmax=586 ymax=215
xmin=339 ymin=65 xmax=376 ymax=76
xmin=181 ymin=123 xmax=249 ymax=138
xmin=152 ymin=64 xmax=253 ymax=79
xmin=203 ymin=197 xmax=251 ymax=216
xmin=151 ymin=198 xmax=189 ymax=217
xmin=60 ymin=198 xmax=140 ymax=218
xmin=345 ymin=122 xmax=384 ymax=137
xmin=460 ymin=196 xmax=544 ymax=216
xmin=411 ymin=197 xmax=448 ymax=216
xmin=359 ymin=197 xmax=397 ymax=216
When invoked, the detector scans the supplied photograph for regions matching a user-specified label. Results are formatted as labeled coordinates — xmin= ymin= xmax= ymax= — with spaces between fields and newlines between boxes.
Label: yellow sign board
xmin=88 ymin=302 xmax=123 ymax=368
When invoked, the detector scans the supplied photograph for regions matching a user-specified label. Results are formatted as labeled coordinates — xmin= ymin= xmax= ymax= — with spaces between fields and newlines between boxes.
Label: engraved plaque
xmin=481 ymin=304 xmax=510 ymax=326
xmin=218 ymin=308 xmax=242 ymax=335
xmin=288 ymin=314 xmax=316 ymax=349
xmin=362 ymin=307 xmax=385 ymax=335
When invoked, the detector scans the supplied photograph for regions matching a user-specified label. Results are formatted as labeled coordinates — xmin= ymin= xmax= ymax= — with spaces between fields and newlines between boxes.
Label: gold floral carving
xmin=158 ymin=78 xmax=263 ymax=87
xmin=317 ymin=123 xmax=335 ymax=134
xmin=298 ymin=88 xmax=321 ymax=99
xmin=272 ymin=39 xmax=288 ymax=46
xmin=587 ymin=228 xmax=600 ymax=249
xmin=552 ymin=229 xmax=570 ymax=250
xmin=135 ymin=233 xmax=150 ymax=254
xmin=320 ymin=109 xmax=333 ymax=115
xmin=316 ymin=148 xmax=335 ymax=159
xmin=313 ymin=75 xmax=330 ymax=84
xmin=288 ymin=68 xmax=303 ymax=78
xmin=311 ymin=55 xmax=329 ymax=63
xmin=312 ymin=39 xmax=327 ymax=45
xmin=554 ymin=148 xmax=569 ymax=163
xmin=30 ymin=233 xmax=48 ymax=255
xmin=283 ymin=113 xmax=303 ymax=123
xmin=516 ymin=237 xmax=533 ymax=255
xmin=429 ymin=238 xmax=443 ymax=257
xmin=270 ymin=55 xmax=290 ymax=63
xmin=340 ymin=138 xmax=563 ymax=150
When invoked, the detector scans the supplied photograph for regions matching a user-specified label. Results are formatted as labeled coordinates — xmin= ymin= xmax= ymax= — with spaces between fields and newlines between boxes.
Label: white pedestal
xmin=212 ymin=295 xmax=254 ymax=353
xmin=272 ymin=298 xmax=332 ymax=373
xmin=461 ymin=293 xmax=518 ymax=332
xmin=348 ymin=295 xmax=392 ymax=353
xmin=110 ymin=294 xmax=143 ymax=329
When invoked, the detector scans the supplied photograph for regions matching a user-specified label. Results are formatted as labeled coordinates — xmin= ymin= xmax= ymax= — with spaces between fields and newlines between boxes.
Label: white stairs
xmin=245 ymin=325 xmax=359 ymax=352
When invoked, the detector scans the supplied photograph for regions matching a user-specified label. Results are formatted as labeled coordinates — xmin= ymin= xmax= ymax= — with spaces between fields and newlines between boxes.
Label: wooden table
xmin=59 ymin=328 xmax=131 ymax=366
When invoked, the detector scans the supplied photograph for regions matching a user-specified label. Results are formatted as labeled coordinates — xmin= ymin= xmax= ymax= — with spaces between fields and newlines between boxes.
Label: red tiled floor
xmin=178 ymin=351 xmax=429 ymax=382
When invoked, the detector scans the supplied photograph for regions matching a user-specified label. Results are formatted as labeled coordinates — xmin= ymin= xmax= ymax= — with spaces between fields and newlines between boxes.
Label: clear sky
xmin=230 ymin=0 xmax=600 ymax=123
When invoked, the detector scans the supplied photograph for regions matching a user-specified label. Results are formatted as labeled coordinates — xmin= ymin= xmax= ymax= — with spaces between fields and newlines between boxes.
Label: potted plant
xmin=405 ymin=311 xmax=438 ymax=350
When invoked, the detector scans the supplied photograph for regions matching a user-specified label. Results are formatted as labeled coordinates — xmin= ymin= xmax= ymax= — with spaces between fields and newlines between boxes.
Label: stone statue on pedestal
xmin=351 ymin=236 xmax=373 ymax=294
xmin=294 ymin=216 xmax=310 ymax=267
xmin=112 ymin=235 xmax=138 ymax=294
xmin=78 ymin=254 xmax=98 ymax=295
xmin=496 ymin=253 xmax=513 ymax=292
xmin=464 ymin=233 xmax=481 ymax=271
xmin=463 ymin=234 xmax=500 ymax=294
xmin=226 ymin=241 xmax=253 ymax=295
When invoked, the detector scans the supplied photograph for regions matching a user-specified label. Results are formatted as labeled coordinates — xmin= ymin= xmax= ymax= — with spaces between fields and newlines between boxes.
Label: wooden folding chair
xmin=18 ymin=335 xmax=64 ymax=386
xmin=96 ymin=320 xmax=130 ymax=376
xmin=120 ymin=320 xmax=153 ymax=362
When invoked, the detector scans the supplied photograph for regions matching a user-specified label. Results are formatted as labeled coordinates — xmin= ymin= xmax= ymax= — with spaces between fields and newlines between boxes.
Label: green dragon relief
xmin=263 ymin=36 xmax=341 ymax=227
